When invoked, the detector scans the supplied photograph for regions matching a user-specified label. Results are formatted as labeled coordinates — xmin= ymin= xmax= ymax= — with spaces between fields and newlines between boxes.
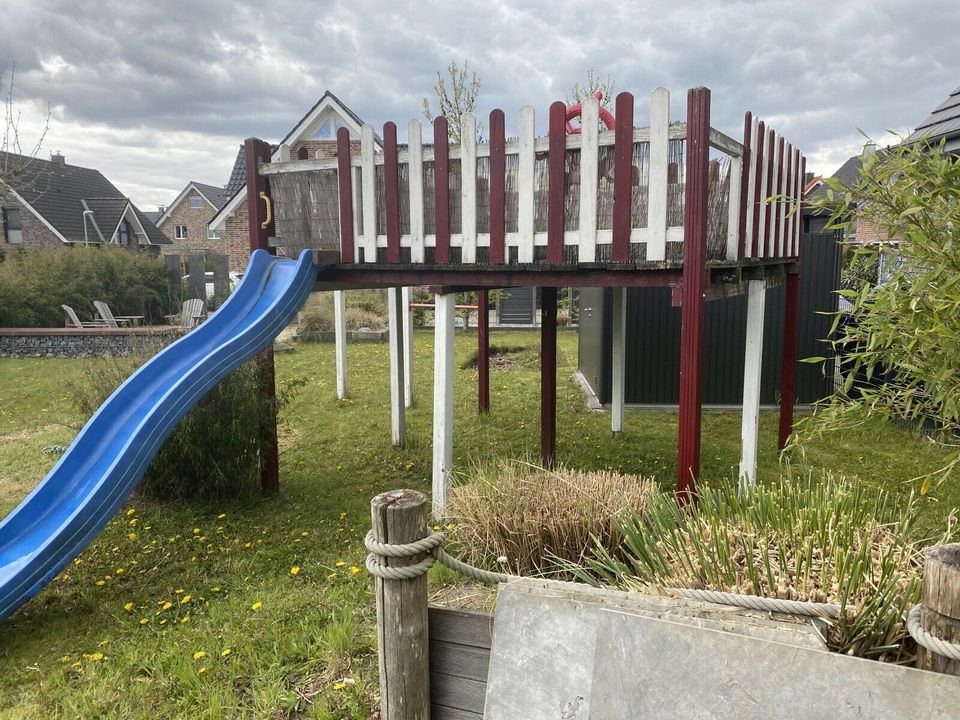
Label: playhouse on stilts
xmin=243 ymin=86 xmax=807 ymax=506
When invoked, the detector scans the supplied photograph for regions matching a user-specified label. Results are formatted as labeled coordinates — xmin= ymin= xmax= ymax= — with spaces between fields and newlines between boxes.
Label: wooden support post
xmin=402 ymin=286 xmax=414 ymax=408
xmin=739 ymin=279 xmax=766 ymax=489
xmin=432 ymin=293 xmax=455 ymax=517
xmin=388 ymin=287 xmax=406 ymax=448
xmin=611 ymin=287 xmax=626 ymax=433
xmin=244 ymin=137 xmax=279 ymax=494
xmin=918 ymin=544 xmax=960 ymax=676
xmin=478 ymin=290 xmax=490 ymax=413
xmin=778 ymin=272 xmax=800 ymax=450
xmin=540 ymin=287 xmax=558 ymax=466
xmin=334 ymin=290 xmax=348 ymax=399
xmin=676 ymin=87 xmax=711 ymax=502
xmin=371 ymin=489 xmax=430 ymax=720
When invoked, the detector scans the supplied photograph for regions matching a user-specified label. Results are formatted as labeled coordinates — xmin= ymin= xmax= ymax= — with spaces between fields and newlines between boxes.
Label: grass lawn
xmin=0 ymin=329 xmax=955 ymax=718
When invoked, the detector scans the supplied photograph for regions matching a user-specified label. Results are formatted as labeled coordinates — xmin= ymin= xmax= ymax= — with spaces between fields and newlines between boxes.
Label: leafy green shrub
xmin=445 ymin=458 xmax=657 ymax=575
xmin=69 ymin=347 xmax=303 ymax=502
xmin=297 ymin=292 xmax=387 ymax=333
xmin=574 ymin=476 xmax=954 ymax=661
xmin=0 ymin=246 xmax=172 ymax=327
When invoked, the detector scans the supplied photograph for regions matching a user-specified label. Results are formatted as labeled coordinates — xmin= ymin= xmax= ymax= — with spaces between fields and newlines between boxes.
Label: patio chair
xmin=93 ymin=301 xmax=145 ymax=328
xmin=166 ymin=298 xmax=206 ymax=330
xmin=62 ymin=304 xmax=108 ymax=329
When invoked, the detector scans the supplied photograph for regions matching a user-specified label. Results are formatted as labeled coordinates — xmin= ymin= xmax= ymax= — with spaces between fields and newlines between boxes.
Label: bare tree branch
xmin=422 ymin=60 xmax=483 ymax=143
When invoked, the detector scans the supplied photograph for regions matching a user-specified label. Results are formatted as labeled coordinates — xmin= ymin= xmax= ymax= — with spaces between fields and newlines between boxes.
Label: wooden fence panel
xmin=428 ymin=606 xmax=493 ymax=720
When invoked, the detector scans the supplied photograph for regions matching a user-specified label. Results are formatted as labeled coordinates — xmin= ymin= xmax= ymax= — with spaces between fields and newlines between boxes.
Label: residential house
xmin=209 ymin=91 xmax=373 ymax=272
xmin=906 ymin=84 xmax=960 ymax=151
xmin=154 ymin=181 xmax=230 ymax=260
xmin=0 ymin=151 xmax=169 ymax=251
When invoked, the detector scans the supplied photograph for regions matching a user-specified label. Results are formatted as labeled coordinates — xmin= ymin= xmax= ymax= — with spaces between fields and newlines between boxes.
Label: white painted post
xmin=360 ymin=123 xmax=377 ymax=263
xmin=461 ymin=113 xmax=477 ymax=264
xmin=334 ymin=290 xmax=348 ymax=399
xmin=432 ymin=293 xmax=455 ymax=517
xmin=517 ymin=105 xmax=535 ymax=264
xmin=402 ymin=286 xmax=414 ymax=408
xmin=744 ymin=115 xmax=759 ymax=258
xmin=647 ymin=87 xmax=670 ymax=261
xmin=578 ymin=96 xmax=600 ymax=263
xmin=388 ymin=287 xmax=406 ymax=448
xmin=739 ymin=279 xmax=766 ymax=490
xmin=277 ymin=144 xmax=291 ymax=162
xmin=611 ymin=287 xmax=627 ymax=432
xmin=726 ymin=155 xmax=742 ymax=261
xmin=408 ymin=119 xmax=425 ymax=263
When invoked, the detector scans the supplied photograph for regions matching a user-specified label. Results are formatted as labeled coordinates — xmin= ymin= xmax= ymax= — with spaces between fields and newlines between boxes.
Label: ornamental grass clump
xmin=575 ymin=476 xmax=954 ymax=662
xmin=444 ymin=459 xmax=657 ymax=576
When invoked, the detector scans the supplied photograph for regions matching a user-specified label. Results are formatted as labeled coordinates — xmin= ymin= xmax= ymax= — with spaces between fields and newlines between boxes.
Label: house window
xmin=207 ymin=226 xmax=220 ymax=240
xmin=189 ymin=196 xmax=203 ymax=209
xmin=117 ymin=219 xmax=130 ymax=246
xmin=3 ymin=208 xmax=22 ymax=243
xmin=175 ymin=225 xmax=187 ymax=239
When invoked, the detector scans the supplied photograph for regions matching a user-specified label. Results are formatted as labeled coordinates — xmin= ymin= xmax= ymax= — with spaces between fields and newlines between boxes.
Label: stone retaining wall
xmin=0 ymin=328 xmax=178 ymax=358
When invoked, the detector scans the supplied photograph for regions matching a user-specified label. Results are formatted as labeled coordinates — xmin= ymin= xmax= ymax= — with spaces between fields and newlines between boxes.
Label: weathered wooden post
xmin=918 ymin=544 xmax=960 ymax=676
xmin=370 ymin=490 xmax=430 ymax=719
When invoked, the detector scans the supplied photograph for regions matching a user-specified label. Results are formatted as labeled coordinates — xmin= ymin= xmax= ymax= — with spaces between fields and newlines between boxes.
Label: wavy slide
xmin=0 ymin=249 xmax=316 ymax=622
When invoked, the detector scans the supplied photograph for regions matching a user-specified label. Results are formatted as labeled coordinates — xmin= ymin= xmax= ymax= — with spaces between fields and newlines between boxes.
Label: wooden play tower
xmin=245 ymin=86 xmax=806 ymax=506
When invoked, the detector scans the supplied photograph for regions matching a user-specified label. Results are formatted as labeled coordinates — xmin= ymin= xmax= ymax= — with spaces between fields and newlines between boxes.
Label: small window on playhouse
xmin=175 ymin=225 xmax=187 ymax=240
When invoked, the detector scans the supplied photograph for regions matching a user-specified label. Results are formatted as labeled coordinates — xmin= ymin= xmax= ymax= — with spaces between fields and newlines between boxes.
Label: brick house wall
xmin=157 ymin=192 xmax=227 ymax=259
xmin=0 ymin=189 xmax=64 ymax=249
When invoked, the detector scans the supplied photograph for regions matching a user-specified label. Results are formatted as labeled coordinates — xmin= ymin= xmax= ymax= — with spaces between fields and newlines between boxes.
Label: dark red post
xmin=434 ymin=117 xmax=450 ymax=263
xmin=244 ymin=137 xmax=280 ymax=494
xmin=383 ymin=122 xmax=401 ymax=263
xmin=336 ymin=127 xmax=355 ymax=263
xmin=489 ymin=109 xmax=506 ymax=264
xmin=540 ymin=287 xmax=558 ymax=466
xmin=611 ymin=92 xmax=634 ymax=263
xmin=547 ymin=101 xmax=566 ymax=264
xmin=478 ymin=290 xmax=490 ymax=413
xmin=737 ymin=112 xmax=752 ymax=259
xmin=676 ymin=87 xmax=710 ymax=502
xmin=778 ymin=154 xmax=805 ymax=449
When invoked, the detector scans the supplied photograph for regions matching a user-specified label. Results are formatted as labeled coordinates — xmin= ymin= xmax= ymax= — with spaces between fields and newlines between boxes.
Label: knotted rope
xmin=906 ymin=604 xmax=960 ymax=662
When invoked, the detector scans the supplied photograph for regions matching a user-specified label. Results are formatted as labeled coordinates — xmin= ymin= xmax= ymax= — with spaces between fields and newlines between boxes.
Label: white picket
xmin=769 ymin=136 xmax=781 ymax=257
xmin=756 ymin=127 xmax=770 ymax=258
xmin=744 ymin=115 xmax=759 ymax=258
xmin=726 ymin=155 xmax=742 ymax=261
xmin=360 ymin=123 xmax=377 ymax=263
xmin=408 ymin=119 xmax=425 ymax=263
xmin=461 ymin=113 xmax=477 ymax=263
xmin=517 ymin=105 xmax=535 ymax=263
xmin=578 ymin=97 xmax=600 ymax=263
xmin=647 ymin=87 xmax=669 ymax=261
xmin=780 ymin=143 xmax=792 ymax=258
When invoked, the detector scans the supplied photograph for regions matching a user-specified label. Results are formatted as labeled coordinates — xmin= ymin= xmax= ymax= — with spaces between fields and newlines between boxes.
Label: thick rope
xmin=364 ymin=529 xmax=516 ymax=584
xmin=907 ymin=604 xmax=960 ymax=662
xmin=664 ymin=587 xmax=842 ymax=619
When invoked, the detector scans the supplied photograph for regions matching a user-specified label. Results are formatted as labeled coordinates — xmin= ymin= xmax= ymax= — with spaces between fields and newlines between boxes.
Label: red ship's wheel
xmin=564 ymin=91 xmax=616 ymax=135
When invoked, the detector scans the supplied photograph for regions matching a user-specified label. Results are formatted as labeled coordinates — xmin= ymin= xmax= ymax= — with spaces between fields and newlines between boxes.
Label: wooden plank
xmin=726 ymin=154 xmax=742 ymax=262
xmin=540 ymin=287 xmax=558 ymax=465
xmin=778 ymin=273 xmax=800 ymax=450
xmin=432 ymin=293 xmax=455 ymax=517
xmin=408 ymin=119 xmax=425 ymax=263
xmin=334 ymin=290 xmax=347 ymax=399
xmin=488 ymin=109 xmax=506 ymax=264
xmin=708 ymin=127 xmax=744 ymax=157
xmin=578 ymin=96 xmax=600 ymax=262
xmin=434 ymin=117 xmax=451 ymax=263
xmin=738 ymin=279 xmax=765 ymax=489
xmin=360 ymin=123 xmax=377 ymax=263
xmin=547 ymin=101 xmax=566 ymax=264
xmin=431 ymin=704 xmax=482 ymax=720
xmin=676 ymin=86 xmax=711 ymax=501
xmin=427 ymin=607 xmax=493 ymax=648
xmin=611 ymin=91 xmax=634 ymax=263
xmin=647 ymin=87 xmax=669 ymax=262
xmin=737 ymin=112 xmax=752 ymax=259
xmin=611 ymin=286 xmax=626 ymax=432
xmin=387 ymin=287 xmax=405 ymax=446
xmin=751 ymin=121 xmax=767 ymax=258
xmin=430 ymin=673 xmax=486 ymax=715
xmin=430 ymin=640 xmax=491 ymax=682
xmin=460 ymin=113 xmax=477 ymax=263
xmin=384 ymin=122 xmax=401 ymax=263
xmin=336 ymin=127 xmax=355 ymax=263
xmin=517 ymin=106 xmax=535 ymax=264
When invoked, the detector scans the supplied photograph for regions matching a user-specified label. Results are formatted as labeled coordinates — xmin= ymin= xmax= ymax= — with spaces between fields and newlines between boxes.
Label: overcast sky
xmin=0 ymin=0 xmax=956 ymax=210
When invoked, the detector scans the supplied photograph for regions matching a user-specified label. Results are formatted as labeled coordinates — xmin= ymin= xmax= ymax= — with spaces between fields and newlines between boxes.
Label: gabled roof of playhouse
xmin=906 ymin=84 xmax=960 ymax=150
xmin=210 ymin=92 xmax=377 ymax=232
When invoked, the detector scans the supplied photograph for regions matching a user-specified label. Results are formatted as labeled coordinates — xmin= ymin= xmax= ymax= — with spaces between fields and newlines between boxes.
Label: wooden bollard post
xmin=918 ymin=543 xmax=960 ymax=675
xmin=370 ymin=490 xmax=430 ymax=719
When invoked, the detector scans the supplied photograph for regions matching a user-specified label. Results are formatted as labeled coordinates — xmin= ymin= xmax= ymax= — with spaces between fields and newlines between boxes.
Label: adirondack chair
xmin=166 ymin=298 xmax=206 ymax=330
xmin=93 ymin=301 xmax=144 ymax=328
xmin=62 ymin=305 xmax=108 ymax=328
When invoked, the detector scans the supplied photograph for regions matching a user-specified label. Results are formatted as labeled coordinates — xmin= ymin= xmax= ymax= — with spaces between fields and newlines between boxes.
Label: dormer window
xmin=189 ymin=196 xmax=203 ymax=209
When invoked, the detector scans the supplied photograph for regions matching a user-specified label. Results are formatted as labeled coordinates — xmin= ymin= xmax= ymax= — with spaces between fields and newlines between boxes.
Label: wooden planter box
xmin=294 ymin=329 xmax=388 ymax=343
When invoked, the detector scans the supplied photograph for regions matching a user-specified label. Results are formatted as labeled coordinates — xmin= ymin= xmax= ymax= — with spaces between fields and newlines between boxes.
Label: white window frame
xmin=3 ymin=208 xmax=23 ymax=244
xmin=189 ymin=196 xmax=203 ymax=209
xmin=207 ymin=226 xmax=220 ymax=240
xmin=175 ymin=224 xmax=188 ymax=240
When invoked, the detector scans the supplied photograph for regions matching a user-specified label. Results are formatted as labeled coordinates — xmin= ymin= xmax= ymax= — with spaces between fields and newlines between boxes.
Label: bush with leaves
xmin=793 ymin=138 xmax=960 ymax=490
xmin=69 ymin=348 xmax=304 ymax=502
xmin=0 ymin=245 xmax=172 ymax=327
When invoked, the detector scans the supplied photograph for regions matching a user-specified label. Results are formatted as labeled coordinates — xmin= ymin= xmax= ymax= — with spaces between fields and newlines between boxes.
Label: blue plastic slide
xmin=0 ymin=249 xmax=316 ymax=621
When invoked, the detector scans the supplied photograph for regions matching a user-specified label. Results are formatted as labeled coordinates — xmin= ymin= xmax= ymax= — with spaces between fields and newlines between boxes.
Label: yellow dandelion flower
xmin=180 ymin=616 xmax=190 ymax=624
xmin=128 ymin=532 xmax=137 ymax=542
xmin=83 ymin=652 xmax=104 ymax=662
xmin=333 ymin=682 xmax=346 ymax=690
xmin=217 ymin=513 xmax=226 ymax=519
xmin=220 ymin=648 xmax=232 ymax=657
xmin=160 ymin=601 xmax=173 ymax=611
xmin=129 ymin=518 xmax=138 ymax=526
xmin=335 ymin=561 xmax=346 ymax=568
xmin=348 ymin=566 xmax=360 ymax=575
xmin=243 ymin=542 xmax=252 ymax=549
xmin=193 ymin=651 xmax=205 ymax=660
xmin=197 ymin=666 xmax=208 ymax=674
xmin=210 ymin=586 xmax=221 ymax=592
xmin=126 ymin=508 xmax=136 ymax=516
xmin=327 ymin=572 xmax=336 ymax=579
xmin=251 ymin=601 xmax=262 ymax=611
xmin=159 ymin=618 xmax=167 ymax=625
xmin=289 ymin=566 xmax=301 ymax=576
xmin=193 ymin=528 xmax=201 ymax=535
xmin=174 ymin=588 xmax=184 ymax=594
xmin=60 ymin=655 xmax=71 ymax=662
xmin=301 ymin=531 xmax=310 ymax=537
xmin=97 ymin=639 xmax=109 ymax=647
xmin=139 ymin=618 xmax=148 ymax=625
xmin=95 ymin=580 xmax=105 ymax=587
xmin=71 ymin=660 xmax=82 ymax=669
xmin=181 ymin=595 xmax=191 ymax=604
xmin=123 ymin=602 xmax=133 ymax=612
xmin=115 ymin=568 xmax=124 ymax=575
